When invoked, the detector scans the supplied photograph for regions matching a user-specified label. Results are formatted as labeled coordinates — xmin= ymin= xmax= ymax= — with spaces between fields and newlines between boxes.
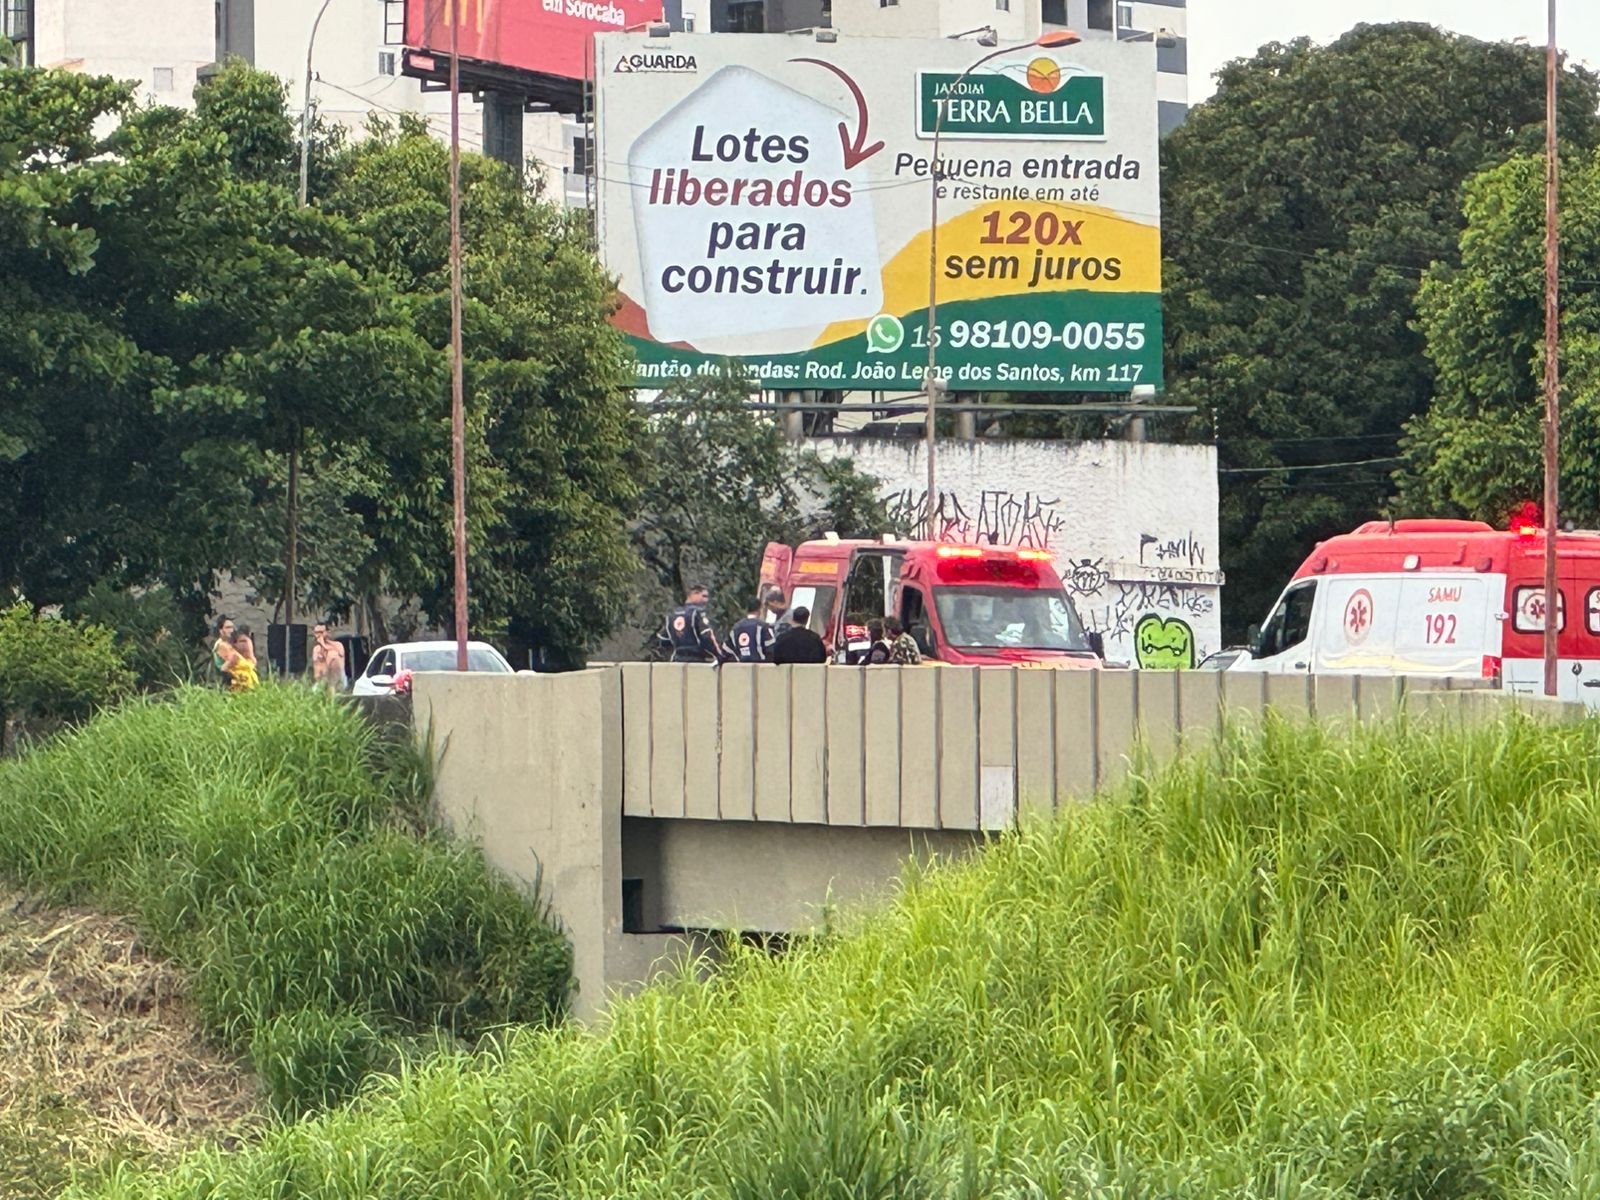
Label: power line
xmin=1219 ymin=456 xmax=1404 ymax=475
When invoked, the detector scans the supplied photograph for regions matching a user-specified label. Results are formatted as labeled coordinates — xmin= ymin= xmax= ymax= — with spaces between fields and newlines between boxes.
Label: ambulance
xmin=757 ymin=536 xmax=1105 ymax=667
xmin=1234 ymin=515 xmax=1600 ymax=703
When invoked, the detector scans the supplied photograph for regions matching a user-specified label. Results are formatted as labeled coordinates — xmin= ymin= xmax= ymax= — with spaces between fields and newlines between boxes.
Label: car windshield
xmin=399 ymin=648 xmax=511 ymax=674
xmin=933 ymin=587 xmax=1092 ymax=651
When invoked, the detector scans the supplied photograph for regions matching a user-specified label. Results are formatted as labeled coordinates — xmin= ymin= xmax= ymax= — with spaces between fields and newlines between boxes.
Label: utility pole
xmin=1542 ymin=0 xmax=1560 ymax=697
xmin=450 ymin=0 xmax=470 ymax=671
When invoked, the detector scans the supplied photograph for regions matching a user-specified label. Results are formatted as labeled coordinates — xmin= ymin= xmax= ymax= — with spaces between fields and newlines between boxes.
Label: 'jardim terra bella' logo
xmin=916 ymin=57 xmax=1105 ymax=141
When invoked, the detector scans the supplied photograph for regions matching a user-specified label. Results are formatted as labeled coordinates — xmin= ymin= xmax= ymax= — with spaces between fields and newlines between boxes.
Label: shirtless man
xmin=311 ymin=622 xmax=347 ymax=691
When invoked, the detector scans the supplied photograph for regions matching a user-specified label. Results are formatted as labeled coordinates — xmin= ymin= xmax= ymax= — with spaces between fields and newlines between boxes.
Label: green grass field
xmin=72 ymin=709 xmax=1600 ymax=1199
xmin=0 ymin=686 xmax=571 ymax=1121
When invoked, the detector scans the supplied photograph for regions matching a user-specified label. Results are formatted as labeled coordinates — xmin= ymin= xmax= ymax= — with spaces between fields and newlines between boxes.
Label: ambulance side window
xmin=1589 ymin=589 xmax=1600 ymax=636
xmin=1261 ymin=582 xmax=1317 ymax=657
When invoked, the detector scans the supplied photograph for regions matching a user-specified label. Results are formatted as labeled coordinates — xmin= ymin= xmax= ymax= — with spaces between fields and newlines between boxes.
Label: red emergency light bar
xmin=935 ymin=545 xmax=1054 ymax=561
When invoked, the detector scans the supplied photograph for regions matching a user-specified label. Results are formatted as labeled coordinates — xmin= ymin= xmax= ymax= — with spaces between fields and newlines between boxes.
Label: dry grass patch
xmin=0 ymin=892 xmax=259 ymax=1200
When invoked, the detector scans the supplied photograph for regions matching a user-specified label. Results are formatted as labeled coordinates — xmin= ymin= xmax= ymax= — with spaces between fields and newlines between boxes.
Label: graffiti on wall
xmin=1140 ymin=530 xmax=1208 ymax=567
xmin=1064 ymin=557 xmax=1111 ymax=598
xmin=884 ymin=488 xmax=1067 ymax=549
xmin=1133 ymin=614 xmax=1195 ymax=670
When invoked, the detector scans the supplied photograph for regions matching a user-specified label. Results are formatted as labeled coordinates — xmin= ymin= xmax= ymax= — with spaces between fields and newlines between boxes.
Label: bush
xmin=0 ymin=601 xmax=134 ymax=745
xmin=72 ymin=712 xmax=1600 ymax=1200
xmin=0 ymin=685 xmax=571 ymax=1117
xmin=66 ymin=583 xmax=196 ymax=692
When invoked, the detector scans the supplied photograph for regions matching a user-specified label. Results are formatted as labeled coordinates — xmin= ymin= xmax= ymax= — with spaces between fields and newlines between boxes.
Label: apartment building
xmin=6 ymin=0 xmax=581 ymax=203
xmin=695 ymin=0 xmax=1188 ymax=133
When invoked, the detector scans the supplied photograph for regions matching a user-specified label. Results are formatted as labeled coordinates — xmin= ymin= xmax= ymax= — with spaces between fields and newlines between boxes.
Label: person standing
xmin=656 ymin=586 xmax=722 ymax=663
xmin=865 ymin=618 xmax=892 ymax=665
xmin=886 ymin=616 xmax=923 ymax=665
xmin=211 ymin=616 xmax=239 ymax=688
xmin=728 ymin=601 xmax=775 ymax=664
xmin=770 ymin=606 xmax=828 ymax=665
xmin=310 ymin=622 xmax=348 ymax=691
xmin=762 ymin=587 xmax=788 ymax=630
xmin=229 ymin=626 xmax=260 ymax=692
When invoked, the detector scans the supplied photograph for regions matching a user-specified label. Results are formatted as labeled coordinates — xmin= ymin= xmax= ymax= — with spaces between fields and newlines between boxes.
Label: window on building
xmin=153 ymin=67 xmax=175 ymax=91
xmin=681 ymin=11 xmax=697 ymax=29
xmin=573 ymin=135 xmax=593 ymax=176
xmin=377 ymin=49 xmax=397 ymax=75
xmin=1115 ymin=0 xmax=1134 ymax=29
xmin=3 ymin=0 xmax=31 ymax=64
xmin=996 ymin=0 xmax=1010 ymax=10
xmin=383 ymin=0 xmax=405 ymax=45
xmin=1087 ymin=0 xmax=1113 ymax=30
xmin=725 ymin=0 xmax=765 ymax=30
xmin=880 ymin=0 xmax=898 ymax=7
xmin=1040 ymin=0 xmax=1066 ymax=25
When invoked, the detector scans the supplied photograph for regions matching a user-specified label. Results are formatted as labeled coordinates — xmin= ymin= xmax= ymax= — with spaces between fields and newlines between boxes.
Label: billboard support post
xmin=1542 ymin=0 xmax=1560 ymax=697
xmin=450 ymin=2 xmax=469 ymax=672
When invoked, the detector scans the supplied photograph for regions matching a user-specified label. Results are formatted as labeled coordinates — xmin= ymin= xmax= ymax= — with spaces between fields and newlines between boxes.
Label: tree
xmin=1398 ymin=149 xmax=1600 ymax=523
xmin=0 ymin=57 xmax=646 ymax=667
xmin=1161 ymin=23 xmax=1600 ymax=635
xmin=632 ymin=373 xmax=902 ymax=633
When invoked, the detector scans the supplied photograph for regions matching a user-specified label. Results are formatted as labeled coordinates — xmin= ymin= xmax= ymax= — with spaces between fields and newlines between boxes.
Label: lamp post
xmin=298 ymin=0 xmax=334 ymax=208
xmin=1542 ymin=0 xmax=1560 ymax=696
xmin=923 ymin=29 xmax=1081 ymax=539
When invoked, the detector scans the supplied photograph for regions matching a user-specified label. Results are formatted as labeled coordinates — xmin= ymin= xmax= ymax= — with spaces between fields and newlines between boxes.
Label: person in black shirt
xmin=728 ymin=601 xmax=775 ymax=664
xmin=769 ymin=605 xmax=828 ymax=665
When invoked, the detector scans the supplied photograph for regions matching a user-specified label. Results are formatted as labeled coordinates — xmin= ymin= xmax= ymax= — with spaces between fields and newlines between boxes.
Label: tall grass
xmin=0 ymin=686 xmax=570 ymax=1117
xmin=77 ymin=710 xmax=1600 ymax=1199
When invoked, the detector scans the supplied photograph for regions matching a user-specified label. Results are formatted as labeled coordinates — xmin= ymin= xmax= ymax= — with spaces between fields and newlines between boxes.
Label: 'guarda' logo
xmin=916 ymin=57 xmax=1105 ymax=140
xmin=614 ymin=51 xmax=699 ymax=73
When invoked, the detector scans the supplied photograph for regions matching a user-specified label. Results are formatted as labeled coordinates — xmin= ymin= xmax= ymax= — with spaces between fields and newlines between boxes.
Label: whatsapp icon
xmin=866 ymin=313 xmax=904 ymax=355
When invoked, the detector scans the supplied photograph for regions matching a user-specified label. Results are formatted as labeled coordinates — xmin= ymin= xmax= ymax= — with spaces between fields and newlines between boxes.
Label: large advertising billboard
xmin=595 ymin=34 xmax=1161 ymax=393
xmin=405 ymin=0 xmax=664 ymax=85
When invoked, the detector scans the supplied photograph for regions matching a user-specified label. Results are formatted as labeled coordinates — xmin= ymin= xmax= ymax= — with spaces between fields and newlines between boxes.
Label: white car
xmin=351 ymin=640 xmax=515 ymax=696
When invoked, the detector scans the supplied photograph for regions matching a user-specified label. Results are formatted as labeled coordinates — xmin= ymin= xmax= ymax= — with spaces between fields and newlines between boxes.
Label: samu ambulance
xmin=1235 ymin=516 xmax=1600 ymax=703
xmin=758 ymin=536 xmax=1104 ymax=667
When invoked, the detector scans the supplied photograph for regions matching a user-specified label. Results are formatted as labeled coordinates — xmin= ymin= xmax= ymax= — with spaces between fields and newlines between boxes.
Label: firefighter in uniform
xmin=656 ymin=585 xmax=722 ymax=663
xmin=729 ymin=601 xmax=776 ymax=664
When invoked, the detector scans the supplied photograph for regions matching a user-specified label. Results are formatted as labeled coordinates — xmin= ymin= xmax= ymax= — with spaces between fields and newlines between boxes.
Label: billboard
xmin=404 ymin=0 xmax=664 ymax=86
xmin=595 ymin=34 xmax=1162 ymax=393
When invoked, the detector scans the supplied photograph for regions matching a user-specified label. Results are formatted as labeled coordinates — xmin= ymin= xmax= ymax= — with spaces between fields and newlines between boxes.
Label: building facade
xmin=696 ymin=0 xmax=1188 ymax=133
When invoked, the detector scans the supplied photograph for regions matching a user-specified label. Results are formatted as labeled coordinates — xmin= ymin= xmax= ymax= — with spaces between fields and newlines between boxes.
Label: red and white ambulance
xmin=758 ymin=536 xmax=1104 ymax=667
xmin=1235 ymin=515 xmax=1600 ymax=702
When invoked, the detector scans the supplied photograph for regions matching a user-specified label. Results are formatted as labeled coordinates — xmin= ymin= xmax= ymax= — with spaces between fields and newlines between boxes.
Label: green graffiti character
xmin=1134 ymin=614 xmax=1195 ymax=670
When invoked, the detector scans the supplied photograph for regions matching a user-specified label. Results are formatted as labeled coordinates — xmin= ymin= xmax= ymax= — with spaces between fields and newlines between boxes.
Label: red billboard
xmin=404 ymin=0 xmax=664 ymax=84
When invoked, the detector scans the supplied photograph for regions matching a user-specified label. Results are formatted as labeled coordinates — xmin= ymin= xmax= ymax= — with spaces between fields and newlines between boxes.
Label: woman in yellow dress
xmin=229 ymin=627 xmax=260 ymax=692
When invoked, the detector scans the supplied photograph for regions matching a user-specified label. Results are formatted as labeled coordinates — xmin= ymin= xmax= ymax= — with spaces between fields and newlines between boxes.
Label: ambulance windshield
xmin=933 ymin=587 xmax=1092 ymax=651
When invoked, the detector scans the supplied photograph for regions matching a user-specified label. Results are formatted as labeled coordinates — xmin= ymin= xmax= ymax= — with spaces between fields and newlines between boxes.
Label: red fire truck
xmin=757 ymin=536 xmax=1104 ymax=667
xmin=1234 ymin=515 xmax=1600 ymax=702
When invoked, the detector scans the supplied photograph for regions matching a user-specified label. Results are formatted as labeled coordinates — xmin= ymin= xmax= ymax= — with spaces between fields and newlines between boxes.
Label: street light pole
xmin=288 ymin=0 xmax=334 ymax=670
xmin=298 ymin=0 xmax=334 ymax=208
xmin=1542 ymin=0 xmax=1560 ymax=697
xmin=449 ymin=0 xmax=470 ymax=672
xmin=924 ymin=29 xmax=1080 ymax=539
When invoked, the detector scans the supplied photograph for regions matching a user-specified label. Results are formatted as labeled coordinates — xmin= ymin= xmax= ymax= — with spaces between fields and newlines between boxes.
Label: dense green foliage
xmin=81 ymin=710 xmax=1600 ymax=1198
xmin=0 ymin=602 xmax=133 ymax=739
xmin=1401 ymin=149 xmax=1600 ymax=523
xmin=635 ymin=374 xmax=903 ymax=631
xmin=0 ymin=687 xmax=570 ymax=1115
xmin=1163 ymin=24 xmax=1600 ymax=634
xmin=0 ymin=58 xmax=641 ymax=662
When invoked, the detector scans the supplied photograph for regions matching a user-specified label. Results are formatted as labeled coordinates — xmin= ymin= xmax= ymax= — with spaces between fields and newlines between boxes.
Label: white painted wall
xmin=32 ymin=0 xmax=214 ymax=105
xmin=813 ymin=437 xmax=1225 ymax=667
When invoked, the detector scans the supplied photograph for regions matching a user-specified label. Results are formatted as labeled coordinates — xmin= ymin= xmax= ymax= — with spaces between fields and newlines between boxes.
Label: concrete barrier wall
xmin=415 ymin=666 xmax=1571 ymax=1018
xmin=617 ymin=665 xmax=1496 ymax=831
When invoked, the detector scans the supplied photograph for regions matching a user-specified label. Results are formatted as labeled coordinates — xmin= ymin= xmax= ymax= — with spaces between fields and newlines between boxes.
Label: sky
xmin=1186 ymin=0 xmax=1600 ymax=101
